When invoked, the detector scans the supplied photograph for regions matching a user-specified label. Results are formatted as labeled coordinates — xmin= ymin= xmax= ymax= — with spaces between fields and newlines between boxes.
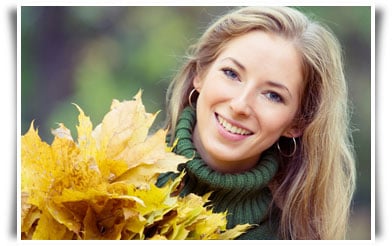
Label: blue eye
xmin=222 ymin=68 xmax=239 ymax=81
xmin=265 ymin=91 xmax=283 ymax=103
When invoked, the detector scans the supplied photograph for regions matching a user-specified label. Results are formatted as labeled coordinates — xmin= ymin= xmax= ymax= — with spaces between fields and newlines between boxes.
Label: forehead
xmin=219 ymin=31 xmax=300 ymax=63
xmin=221 ymin=31 xmax=302 ymax=75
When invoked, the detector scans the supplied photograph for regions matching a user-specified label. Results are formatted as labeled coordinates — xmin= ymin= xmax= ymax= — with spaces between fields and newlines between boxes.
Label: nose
xmin=229 ymin=88 xmax=252 ymax=117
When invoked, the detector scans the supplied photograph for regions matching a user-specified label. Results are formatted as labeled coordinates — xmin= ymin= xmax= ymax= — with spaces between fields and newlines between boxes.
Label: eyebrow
xmin=221 ymin=57 xmax=246 ymax=72
xmin=221 ymin=57 xmax=293 ymax=99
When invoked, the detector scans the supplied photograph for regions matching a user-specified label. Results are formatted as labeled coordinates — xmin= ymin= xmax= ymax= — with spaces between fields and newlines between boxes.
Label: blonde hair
xmin=165 ymin=6 xmax=356 ymax=239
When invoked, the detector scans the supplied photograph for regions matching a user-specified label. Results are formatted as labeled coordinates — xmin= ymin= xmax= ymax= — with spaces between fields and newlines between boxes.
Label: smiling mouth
xmin=216 ymin=113 xmax=253 ymax=136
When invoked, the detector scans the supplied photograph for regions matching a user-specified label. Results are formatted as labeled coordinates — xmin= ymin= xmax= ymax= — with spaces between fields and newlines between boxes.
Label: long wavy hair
xmin=165 ymin=6 xmax=356 ymax=239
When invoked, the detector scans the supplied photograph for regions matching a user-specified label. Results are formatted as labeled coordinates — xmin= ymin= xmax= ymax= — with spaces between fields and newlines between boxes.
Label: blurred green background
xmin=21 ymin=6 xmax=371 ymax=239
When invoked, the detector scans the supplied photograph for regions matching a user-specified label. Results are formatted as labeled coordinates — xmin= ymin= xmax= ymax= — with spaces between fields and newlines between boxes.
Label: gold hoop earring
xmin=188 ymin=88 xmax=198 ymax=109
xmin=277 ymin=137 xmax=297 ymax=158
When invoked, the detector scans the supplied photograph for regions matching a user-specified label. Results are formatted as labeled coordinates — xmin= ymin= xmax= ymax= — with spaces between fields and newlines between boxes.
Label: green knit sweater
xmin=157 ymin=107 xmax=280 ymax=240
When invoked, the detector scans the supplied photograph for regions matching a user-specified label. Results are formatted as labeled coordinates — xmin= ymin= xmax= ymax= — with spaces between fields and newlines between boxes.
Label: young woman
xmin=157 ymin=6 xmax=356 ymax=240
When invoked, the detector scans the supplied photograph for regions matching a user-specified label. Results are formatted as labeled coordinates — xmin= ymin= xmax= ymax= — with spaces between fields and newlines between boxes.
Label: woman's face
xmin=193 ymin=31 xmax=304 ymax=173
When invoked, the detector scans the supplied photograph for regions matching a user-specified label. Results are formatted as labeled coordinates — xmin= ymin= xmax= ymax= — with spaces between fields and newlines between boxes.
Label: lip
xmin=214 ymin=113 xmax=254 ymax=141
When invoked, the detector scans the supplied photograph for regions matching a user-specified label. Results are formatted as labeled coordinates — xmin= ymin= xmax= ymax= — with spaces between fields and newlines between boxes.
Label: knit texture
xmin=157 ymin=106 xmax=280 ymax=239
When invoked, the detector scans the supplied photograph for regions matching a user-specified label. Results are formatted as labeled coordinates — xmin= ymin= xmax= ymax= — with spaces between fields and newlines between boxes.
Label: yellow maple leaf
xmin=32 ymin=208 xmax=73 ymax=240
xmin=96 ymin=91 xmax=156 ymax=161
xmin=21 ymin=122 xmax=55 ymax=208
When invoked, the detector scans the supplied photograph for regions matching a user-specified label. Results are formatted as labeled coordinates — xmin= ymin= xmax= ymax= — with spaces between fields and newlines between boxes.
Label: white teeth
xmin=217 ymin=115 xmax=252 ymax=135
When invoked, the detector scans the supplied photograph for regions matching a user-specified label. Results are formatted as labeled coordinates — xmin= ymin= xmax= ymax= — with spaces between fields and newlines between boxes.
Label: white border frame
xmin=11 ymin=1 xmax=379 ymax=245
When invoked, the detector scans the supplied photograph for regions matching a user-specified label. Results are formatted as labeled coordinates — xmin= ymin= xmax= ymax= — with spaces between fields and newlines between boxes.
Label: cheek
xmin=198 ymin=76 xmax=229 ymax=102
xmin=255 ymin=108 xmax=296 ymax=133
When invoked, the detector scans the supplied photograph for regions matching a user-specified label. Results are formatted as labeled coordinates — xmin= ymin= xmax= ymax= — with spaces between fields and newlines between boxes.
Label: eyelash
xmin=220 ymin=67 xmax=284 ymax=104
xmin=264 ymin=91 xmax=284 ymax=103
xmin=222 ymin=67 xmax=240 ymax=81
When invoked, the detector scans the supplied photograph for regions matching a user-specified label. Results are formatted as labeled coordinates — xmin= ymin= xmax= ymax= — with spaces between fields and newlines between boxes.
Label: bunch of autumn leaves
xmin=21 ymin=91 xmax=251 ymax=240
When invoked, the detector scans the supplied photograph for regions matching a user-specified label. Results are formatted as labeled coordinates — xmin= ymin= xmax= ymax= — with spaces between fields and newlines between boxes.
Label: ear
xmin=282 ymin=126 xmax=303 ymax=138
xmin=192 ymin=74 xmax=203 ymax=92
